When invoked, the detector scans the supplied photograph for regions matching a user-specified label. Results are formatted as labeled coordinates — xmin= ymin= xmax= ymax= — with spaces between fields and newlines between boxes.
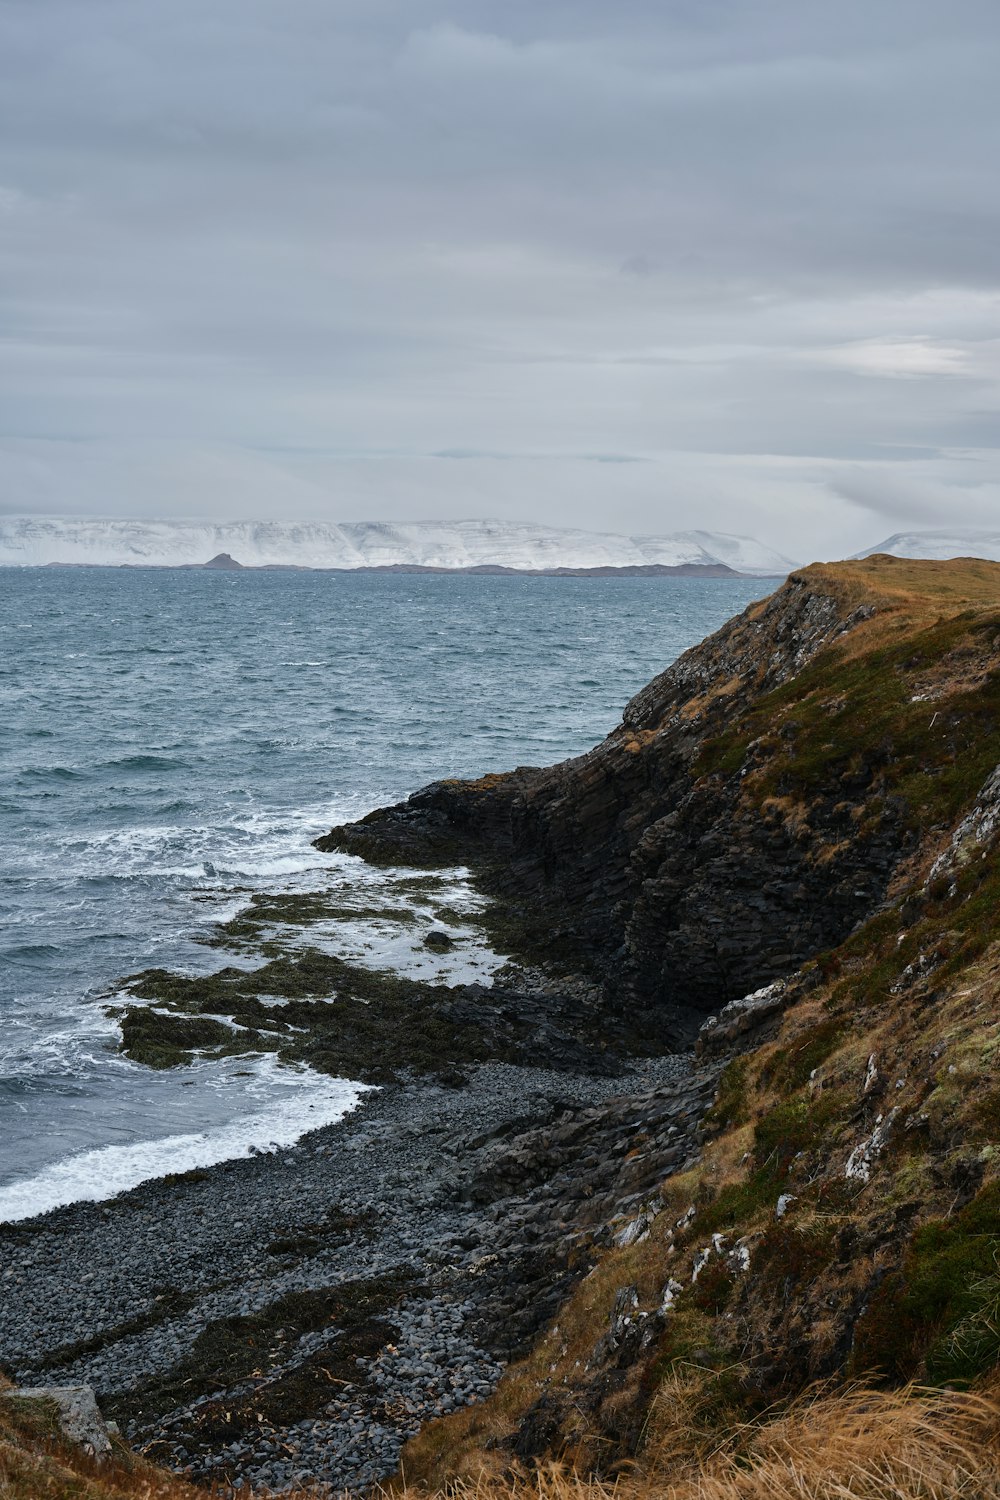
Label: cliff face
xmin=500 ymin=569 xmax=894 ymax=1025
xmin=319 ymin=556 xmax=1000 ymax=1040
xmin=338 ymin=556 xmax=1000 ymax=1489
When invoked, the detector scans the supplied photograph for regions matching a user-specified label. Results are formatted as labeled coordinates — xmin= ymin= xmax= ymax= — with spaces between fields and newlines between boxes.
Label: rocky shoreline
xmin=0 ymin=559 xmax=902 ymax=1493
xmin=10 ymin=558 xmax=997 ymax=1495
xmin=0 ymin=1042 xmax=711 ymax=1493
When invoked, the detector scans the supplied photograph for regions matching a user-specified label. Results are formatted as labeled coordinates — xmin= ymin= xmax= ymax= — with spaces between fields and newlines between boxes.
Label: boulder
xmin=2 ymin=1384 xmax=113 ymax=1456
xmin=696 ymin=980 xmax=787 ymax=1056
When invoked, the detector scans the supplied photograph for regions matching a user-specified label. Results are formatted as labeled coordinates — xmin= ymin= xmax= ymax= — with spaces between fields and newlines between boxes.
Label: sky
xmin=1 ymin=0 xmax=998 ymax=561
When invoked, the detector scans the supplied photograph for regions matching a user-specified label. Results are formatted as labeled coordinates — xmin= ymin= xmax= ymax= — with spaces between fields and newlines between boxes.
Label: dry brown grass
xmin=0 ymin=1378 xmax=213 ymax=1500
xmin=394 ymin=1382 xmax=1000 ymax=1500
xmin=5 ymin=1376 xmax=1000 ymax=1500
xmin=657 ymin=557 xmax=1000 ymax=740
xmin=771 ymin=557 xmax=1000 ymax=674
xmin=803 ymin=555 xmax=1000 ymax=615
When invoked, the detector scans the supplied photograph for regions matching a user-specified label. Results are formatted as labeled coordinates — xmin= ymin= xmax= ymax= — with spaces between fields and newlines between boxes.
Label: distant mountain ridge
xmin=855 ymin=528 xmax=1000 ymax=562
xmin=0 ymin=517 xmax=795 ymax=577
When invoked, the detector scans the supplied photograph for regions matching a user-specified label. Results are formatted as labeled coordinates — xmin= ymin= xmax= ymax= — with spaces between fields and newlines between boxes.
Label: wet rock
xmin=321 ymin=573 xmax=908 ymax=1031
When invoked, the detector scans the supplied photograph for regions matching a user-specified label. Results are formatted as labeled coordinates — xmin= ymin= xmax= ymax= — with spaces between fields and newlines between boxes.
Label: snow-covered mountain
xmin=0 ymin=518 xmax=795 ymax=576
xmin=855 ymin=530 xmax=1000 ymax=563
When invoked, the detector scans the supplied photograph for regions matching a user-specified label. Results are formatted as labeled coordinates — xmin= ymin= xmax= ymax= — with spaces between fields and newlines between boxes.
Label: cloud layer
xmin=1 ymin=0 xmax=998 ymax=557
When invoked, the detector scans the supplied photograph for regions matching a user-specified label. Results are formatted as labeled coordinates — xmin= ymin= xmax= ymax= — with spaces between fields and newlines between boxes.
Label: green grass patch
xmin=852 ymin=1180 xmax=1000 ymax=1383
xmin=704 ymin=1057 xmax=751 ymax=1131
xmin=688 ymin=1091 xmax=847 ymax=1241
xmin=693 ymin=612 xmax=1000 ymax=832
xmin=763 ymin=1018 xmax=845 ymax=1093
xmin=753 ymin=1092 xmax=845 ymax=1174
xmin=691 ymin=1168 xmax=784 ymax=1240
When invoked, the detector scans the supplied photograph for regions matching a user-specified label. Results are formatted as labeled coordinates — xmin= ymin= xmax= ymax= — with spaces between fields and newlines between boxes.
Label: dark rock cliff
xmin=316 ymin=562 xmax=937 ymax=1039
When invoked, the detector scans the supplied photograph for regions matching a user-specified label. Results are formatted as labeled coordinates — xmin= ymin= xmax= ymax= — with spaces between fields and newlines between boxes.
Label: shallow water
xmin=0 ymin=567 xmax=767 ymax=1219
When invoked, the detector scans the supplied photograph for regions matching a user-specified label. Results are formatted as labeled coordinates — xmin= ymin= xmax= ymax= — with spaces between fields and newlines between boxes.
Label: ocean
xmin=0 ymin=567 xmax=767 ymax=1222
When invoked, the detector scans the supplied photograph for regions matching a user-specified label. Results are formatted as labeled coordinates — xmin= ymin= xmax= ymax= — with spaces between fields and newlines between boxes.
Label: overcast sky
xmin=1 ymin=0 xmax=998 ymax=559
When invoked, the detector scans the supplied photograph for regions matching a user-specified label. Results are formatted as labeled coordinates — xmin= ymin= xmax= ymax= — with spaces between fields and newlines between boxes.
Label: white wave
xmin=289 ymin=914 xmax=503 ymax=986
xmin=201 ymin=895 xmax=255 ymax=925
xmin=38 ymin=798 xmax=371 ymax=885
xmin=0 ymin=1057 xmax=368 ymax=1223
xmin=190 ymin=850 xmax=338 ymax=880
xmin=0 ymin=1002 xmax=122 ymax=1080
xmin=195 ymin=857 xmax=502 ymax=985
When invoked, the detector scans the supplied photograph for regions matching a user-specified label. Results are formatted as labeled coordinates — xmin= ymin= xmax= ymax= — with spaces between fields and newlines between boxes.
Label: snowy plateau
xmin=0 ymin=518 xmax=796 ymax=576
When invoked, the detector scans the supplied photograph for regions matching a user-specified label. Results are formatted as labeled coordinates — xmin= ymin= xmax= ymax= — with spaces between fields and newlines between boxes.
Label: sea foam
xmin=0 ymin=1056 xmax=368 ymax=1224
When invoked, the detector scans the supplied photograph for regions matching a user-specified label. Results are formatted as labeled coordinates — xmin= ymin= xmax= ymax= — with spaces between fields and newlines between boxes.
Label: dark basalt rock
xmin=314 ymin=770 xmax=539 ymax=870
xmin=316 ymin=571 xmax=907 ymax=1029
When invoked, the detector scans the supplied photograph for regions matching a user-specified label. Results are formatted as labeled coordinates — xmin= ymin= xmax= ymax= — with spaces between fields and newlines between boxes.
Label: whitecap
xmin=0 ymin=1056 xmax=368 ymax=1224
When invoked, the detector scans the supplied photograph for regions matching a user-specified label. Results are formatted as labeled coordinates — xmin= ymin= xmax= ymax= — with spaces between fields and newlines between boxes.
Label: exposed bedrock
xmin=317 ymin=565 xmax=915 ymax=1038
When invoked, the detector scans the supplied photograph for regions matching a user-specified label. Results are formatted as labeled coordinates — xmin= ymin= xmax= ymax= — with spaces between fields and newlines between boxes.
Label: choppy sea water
xmin=0 ymin=567 xmax=767 ymax=1221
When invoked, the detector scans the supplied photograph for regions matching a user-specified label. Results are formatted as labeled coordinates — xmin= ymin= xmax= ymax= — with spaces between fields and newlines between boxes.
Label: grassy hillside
xmin=388 ymin=555 xmax=1000 ymax=1484
xmin=6 ymin=1373 xmax=1000 ymax=1500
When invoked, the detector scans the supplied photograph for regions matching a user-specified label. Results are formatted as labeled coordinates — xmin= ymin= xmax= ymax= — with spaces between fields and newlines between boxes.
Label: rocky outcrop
xmin=695 ymin=979 xmax=789 ymax=1057
xmin=1 ymin=1384 xmax=113 ymax=1456
xmin=929 ymin=759 xmax=1000 ymax=883
xmin=318 ymin=564 xmax=916 ymax=1037
xmin=384 ymin=558 xmax=1000 ymax=1489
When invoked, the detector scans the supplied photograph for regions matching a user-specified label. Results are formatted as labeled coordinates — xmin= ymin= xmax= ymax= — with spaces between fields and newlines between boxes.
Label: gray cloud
xmin=0 ymin=0 xmax=998 ymax=559
xmin=828 ymin=458 xmax=1000 ymax=527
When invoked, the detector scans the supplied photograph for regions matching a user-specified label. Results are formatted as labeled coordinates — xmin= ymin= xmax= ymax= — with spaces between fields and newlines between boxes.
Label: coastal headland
xmin=4 ymin=554 xmax=1000 ymax=1496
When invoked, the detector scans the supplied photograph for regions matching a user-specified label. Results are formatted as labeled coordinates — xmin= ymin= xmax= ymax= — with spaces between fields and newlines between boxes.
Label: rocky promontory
xmin=345 ymin=554 xmax=1000 ymax=1487
xmin=319 ymin=556 xmax=1000 ymax=1032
